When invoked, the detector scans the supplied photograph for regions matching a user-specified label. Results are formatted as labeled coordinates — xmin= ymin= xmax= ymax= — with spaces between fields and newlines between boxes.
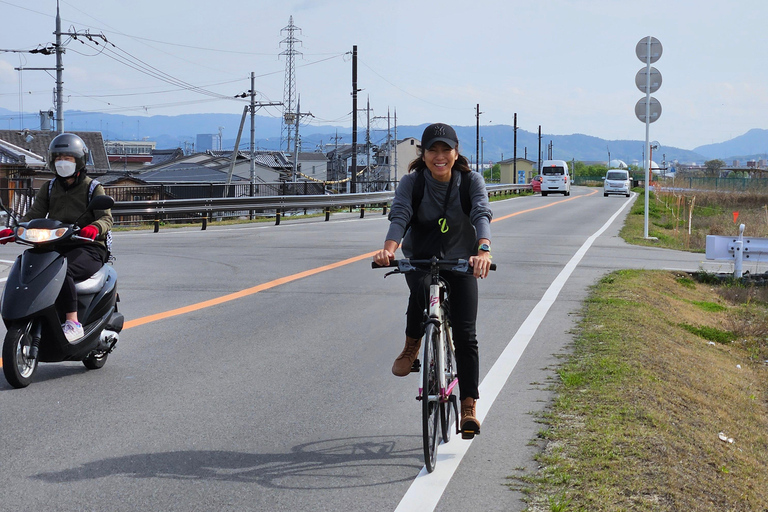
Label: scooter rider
xmin=0 ymin=133 xmax=113 ymax=342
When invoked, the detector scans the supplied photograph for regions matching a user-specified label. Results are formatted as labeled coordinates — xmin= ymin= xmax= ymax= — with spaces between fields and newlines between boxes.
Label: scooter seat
xmin=75 ymin=265 xmax=110 ymax=295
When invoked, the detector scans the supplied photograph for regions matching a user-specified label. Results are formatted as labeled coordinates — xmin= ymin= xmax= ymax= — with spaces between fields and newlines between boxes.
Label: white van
xmin=603 ymin=169 xmax=631 ymax=197
xmin=540 ymin=160 xmax=571 ymax=196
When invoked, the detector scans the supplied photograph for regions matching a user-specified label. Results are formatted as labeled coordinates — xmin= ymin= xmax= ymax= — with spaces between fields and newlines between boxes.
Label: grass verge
xmin=514 ymin=189 xmax=768 ymax=511
xmin=514 ymin=270 xmax=768 ymax=511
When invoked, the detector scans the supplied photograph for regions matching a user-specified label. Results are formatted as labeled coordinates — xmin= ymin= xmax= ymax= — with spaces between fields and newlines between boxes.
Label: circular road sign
xmin=635 ymin=97 xmax=662 ymax=123
xmin=636 ymin=36 xmax=662 ymax=63
xmin=635 ymin=66 xmax=662 ymax=94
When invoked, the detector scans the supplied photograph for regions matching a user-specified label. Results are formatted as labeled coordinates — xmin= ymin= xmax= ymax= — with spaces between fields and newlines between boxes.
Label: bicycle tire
xmin=422 ymin=324 xmax=440 ymax=473
xmin=440 ymin=323 xmax=458 ymax=443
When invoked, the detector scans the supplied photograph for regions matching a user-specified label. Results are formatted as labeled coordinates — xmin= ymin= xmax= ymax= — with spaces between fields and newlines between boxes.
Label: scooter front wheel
xmin=83 ymin=351 xmax=108 ymax=370
xmin=2 ymin=321 xmax=38 ymax=388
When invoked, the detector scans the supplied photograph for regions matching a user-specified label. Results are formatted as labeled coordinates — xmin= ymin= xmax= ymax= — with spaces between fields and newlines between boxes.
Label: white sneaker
xmin=62 ymin=320 xmax=84 ymax=342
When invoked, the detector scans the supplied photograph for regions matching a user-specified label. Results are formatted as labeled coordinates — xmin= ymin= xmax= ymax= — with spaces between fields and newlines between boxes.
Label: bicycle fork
xmin=418 ymin=282 xmax=455 ymax=404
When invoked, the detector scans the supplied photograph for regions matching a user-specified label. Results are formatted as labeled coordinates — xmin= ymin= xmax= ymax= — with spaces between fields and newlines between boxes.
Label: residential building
xmin=497 ymin=157 xmax=537 ymax=183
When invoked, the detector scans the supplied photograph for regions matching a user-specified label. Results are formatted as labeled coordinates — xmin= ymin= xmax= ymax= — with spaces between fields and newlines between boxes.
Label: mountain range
xmin=2 ymin=108 xmax=767 ymax=165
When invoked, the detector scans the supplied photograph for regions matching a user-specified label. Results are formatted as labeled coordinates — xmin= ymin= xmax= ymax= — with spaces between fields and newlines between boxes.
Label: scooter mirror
xmin=88 ymin=195 xmax=115 ymax=211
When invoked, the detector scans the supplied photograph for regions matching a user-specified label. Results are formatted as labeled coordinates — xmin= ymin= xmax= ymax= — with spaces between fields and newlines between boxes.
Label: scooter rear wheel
xmin=2 ymin=321 xmax=38 ymax=388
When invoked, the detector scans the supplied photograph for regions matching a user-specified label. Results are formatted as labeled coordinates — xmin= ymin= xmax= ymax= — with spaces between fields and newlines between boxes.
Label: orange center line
xmin=492 ymin=188 xmax=597 ymax=222
xmin=124 ymin=250 xmax=378 ymax=330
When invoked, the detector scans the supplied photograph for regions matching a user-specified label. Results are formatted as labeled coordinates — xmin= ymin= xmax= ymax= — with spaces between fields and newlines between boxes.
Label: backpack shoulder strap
xmin=88 ymin=178 xmax=100 ymax=202
xmin=410 ymin=169 xmax=426 ymax=216
xmin=48 ymin=178 xmax=55 ymax=198
xmin=459 ymin=172 xmax=472 ymax=217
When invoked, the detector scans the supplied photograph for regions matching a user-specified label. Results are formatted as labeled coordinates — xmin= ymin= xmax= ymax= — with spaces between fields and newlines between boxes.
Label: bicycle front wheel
xmin=422 ymin=324 xmax=440 ymax=473
xmin=440 ymin=324 xmax=458 ymax=443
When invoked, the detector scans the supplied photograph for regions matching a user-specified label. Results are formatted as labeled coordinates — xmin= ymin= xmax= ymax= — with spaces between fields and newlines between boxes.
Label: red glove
xmin=0 ymin=228 xmax=14 ymax=244
xmin=79 ymin=225 xmax=99 ymax=241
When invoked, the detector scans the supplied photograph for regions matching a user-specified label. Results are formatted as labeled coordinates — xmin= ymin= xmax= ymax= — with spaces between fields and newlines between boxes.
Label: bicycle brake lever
xmin=383 ymin=270 xmax=398 ymax=278
xmin=451 ymin=259 xmax=470 ymax=273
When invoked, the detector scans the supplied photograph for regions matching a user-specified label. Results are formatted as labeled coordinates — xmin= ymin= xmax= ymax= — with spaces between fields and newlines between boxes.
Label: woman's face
xmin=423 ymin=142 xmax=458 ymax=182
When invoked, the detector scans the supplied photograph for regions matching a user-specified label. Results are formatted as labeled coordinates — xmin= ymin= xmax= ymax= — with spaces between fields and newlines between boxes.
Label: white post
xmin=734 ymin=224 xmax=745 ymax=278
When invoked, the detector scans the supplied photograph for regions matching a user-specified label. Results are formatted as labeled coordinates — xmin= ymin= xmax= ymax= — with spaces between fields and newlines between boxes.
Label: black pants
xmin=57 ymin=245 xmax=105 ymax=314
xmin=405 ymin=271 xmax=479 ymax=400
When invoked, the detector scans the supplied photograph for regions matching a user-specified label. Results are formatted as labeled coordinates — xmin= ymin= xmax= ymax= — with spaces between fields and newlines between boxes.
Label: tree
xmin=704 ymin=159 xmax=726 ymax=177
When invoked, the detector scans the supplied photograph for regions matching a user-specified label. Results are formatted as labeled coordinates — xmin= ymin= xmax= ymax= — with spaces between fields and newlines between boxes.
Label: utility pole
xmin=234 ymin=74 xmax=281 ymax=190
xmin=513 ymin=113 xmax=518 ymax=183
xmin=393 ymin=109 xmax=398 ymax=187
xmin=291 ymin=95 xmax=313 ymax=182
xmin=351 ymin=45 xmax=359 ymax=193
xmin=537 ymin=125 xmax=542 ymax=172
xmin=475 ymin=104 xmax=482 ymax=172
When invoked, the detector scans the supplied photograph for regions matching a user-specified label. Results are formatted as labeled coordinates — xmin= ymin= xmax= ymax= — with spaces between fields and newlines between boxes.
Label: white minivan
xmin=603 ymin=169 xmax=631 ymax=197
xmin=540 ymin=160 xmax=571 ymax=196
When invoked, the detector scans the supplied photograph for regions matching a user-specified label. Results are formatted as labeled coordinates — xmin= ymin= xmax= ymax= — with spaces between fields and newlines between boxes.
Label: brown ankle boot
xmin=460 ymin=397 xmax=480 ymax=439
xmin=392 ymin=336 xmax=421 ymax=376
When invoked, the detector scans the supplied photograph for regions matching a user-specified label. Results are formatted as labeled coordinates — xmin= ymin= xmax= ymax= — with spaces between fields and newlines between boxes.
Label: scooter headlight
xmin=17 ymin=227 xmax=68 ymax=243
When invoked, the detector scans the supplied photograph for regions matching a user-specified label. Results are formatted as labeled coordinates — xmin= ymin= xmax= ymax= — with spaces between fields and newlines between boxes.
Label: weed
xmin=680 ymin=323 xmax=735 ymax=343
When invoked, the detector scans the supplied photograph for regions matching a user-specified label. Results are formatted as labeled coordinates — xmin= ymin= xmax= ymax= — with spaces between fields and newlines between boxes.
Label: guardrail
xmin=109 ymin=182 xmax=531 ymax=231
xmin=706 ymin=223 xmax=768 ymax=278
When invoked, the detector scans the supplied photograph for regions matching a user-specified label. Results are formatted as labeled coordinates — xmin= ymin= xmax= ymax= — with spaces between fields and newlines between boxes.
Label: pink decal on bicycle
xmin=429 ymin=295 xmax=439 ymax=307
xmin=444 ymin=378 xmax=458 ymax=398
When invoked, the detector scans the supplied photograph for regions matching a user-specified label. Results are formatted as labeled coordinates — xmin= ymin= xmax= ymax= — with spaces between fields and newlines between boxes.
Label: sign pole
xmin=644 ymin=36 xmax=651 ymax=239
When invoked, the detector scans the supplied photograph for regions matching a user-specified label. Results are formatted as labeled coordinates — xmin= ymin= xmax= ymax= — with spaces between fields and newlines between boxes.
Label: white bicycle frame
xmin=419 ymin=280 xmax=458 ymax=404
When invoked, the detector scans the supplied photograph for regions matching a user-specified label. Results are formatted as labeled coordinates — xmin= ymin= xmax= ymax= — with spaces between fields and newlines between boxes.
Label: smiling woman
xmin=373 ymin=122 xmax=494 ymax=438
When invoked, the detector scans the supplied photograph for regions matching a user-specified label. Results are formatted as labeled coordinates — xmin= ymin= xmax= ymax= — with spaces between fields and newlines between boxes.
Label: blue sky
xmin=1 ymin=0 xmax=766 ymax=150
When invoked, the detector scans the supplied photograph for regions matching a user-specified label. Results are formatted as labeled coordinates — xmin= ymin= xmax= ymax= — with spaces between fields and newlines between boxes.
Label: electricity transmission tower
xmin=279 ymin=16 xmax=302 ymax=153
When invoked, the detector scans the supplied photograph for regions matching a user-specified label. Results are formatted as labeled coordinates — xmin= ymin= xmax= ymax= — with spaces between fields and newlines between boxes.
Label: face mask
xmin=54 ymin=160 xmax=77 ymax=178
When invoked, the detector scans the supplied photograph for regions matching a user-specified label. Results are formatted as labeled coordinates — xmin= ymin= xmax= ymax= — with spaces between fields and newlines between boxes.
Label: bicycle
xmin=373 ymin=256 xmax=496 ymax=472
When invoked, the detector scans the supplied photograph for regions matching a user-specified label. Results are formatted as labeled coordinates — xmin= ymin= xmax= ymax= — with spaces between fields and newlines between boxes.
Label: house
xmin=138 ymin=150 xmax=289 ymax=184
xmin=104 ymin=139 xmax=156 ymax=171
xmin=0 ymin=138 xmax=46 ymax=210
xmin=290 ymin=152 xmax=330 ymax=181
xmin=497 ymin=157 xmax=537 ymax=184
xmin=150 ymin=148 xmax=185 ymax=166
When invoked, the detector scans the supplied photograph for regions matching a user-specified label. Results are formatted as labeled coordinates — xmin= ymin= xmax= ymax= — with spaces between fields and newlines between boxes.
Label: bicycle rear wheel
xmin=422 ymin=324 xmax=440 ymax=473
xmin=440 ymin=325 xmax=458 ymax=443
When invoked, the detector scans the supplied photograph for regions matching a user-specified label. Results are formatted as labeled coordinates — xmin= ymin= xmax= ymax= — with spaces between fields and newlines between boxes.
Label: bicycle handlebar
xmin=371 ymin=258 xmax=496 ymax=273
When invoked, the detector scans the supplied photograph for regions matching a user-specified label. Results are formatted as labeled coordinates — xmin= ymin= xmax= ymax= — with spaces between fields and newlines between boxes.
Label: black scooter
xmin=0 ymin=194 xmax=123 ymax=388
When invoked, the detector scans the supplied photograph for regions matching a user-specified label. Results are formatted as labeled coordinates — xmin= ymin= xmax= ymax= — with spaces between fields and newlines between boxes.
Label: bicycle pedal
xmin=410 ymin=359 xmax=420 ymax=372
xmin=461 ymin=429 xmax=479 ymax=440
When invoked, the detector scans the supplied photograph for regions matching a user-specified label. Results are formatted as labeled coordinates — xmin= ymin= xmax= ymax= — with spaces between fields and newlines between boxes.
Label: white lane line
xmin=394 ymin=195 xmax=635 ymax=512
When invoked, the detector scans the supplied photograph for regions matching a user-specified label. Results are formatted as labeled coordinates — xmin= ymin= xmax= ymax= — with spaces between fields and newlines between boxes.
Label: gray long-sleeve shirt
xmin=385 ymin=169 xmax=492 ymax=259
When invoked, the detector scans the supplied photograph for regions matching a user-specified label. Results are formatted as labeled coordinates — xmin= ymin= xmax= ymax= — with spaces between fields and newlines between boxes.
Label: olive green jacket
xmin=22 ymin=176 xmax=113 ymax=252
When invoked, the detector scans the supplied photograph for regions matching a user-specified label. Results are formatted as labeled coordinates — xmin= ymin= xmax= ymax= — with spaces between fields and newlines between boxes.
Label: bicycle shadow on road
xmin=31 ymin=435 xmax=424 ymax=489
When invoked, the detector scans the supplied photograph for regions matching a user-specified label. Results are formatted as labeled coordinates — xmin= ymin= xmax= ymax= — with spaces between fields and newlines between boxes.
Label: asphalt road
xmin=0 ymin=187 xmax=707 ymax=511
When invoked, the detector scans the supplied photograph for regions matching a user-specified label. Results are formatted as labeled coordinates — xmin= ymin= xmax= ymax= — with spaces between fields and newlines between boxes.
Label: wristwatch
xmin=478 ymin=243 xmax=491 ymax=252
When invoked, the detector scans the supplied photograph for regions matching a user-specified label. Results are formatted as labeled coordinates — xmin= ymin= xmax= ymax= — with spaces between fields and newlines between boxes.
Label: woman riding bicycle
xmin=373 ymin=122 xmax=493 ymax=436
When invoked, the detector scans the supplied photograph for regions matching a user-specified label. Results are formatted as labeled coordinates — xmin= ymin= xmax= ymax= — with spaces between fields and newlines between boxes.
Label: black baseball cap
xmin=420 ymin=123 xmax=459 ymax=150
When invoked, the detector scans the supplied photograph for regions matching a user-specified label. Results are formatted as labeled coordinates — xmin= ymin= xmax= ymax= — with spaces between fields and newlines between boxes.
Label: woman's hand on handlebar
xmin=373 ymin=240 xmax=399 ymax=267
xmin=469 ymin=251 xmax=493 ymax=279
